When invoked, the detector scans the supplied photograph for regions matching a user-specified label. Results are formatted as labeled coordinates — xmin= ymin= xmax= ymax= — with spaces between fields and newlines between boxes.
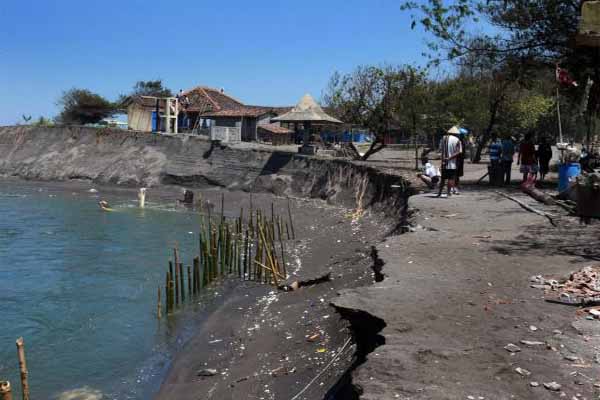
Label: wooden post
xmin=15 ymin=338 xmax=29 ymax=400
xmin=0 ymin=381 xmax=12 ymax=400
xmin=175 ymin=260 xmax=180 ymax=306
xmin=157 ymin=286 xmax=162 ymax=319
xmin=193 ymin=257 xmax=198 ymax=294
xmin=179 ymin=263 xmax=185 ymax=302
xmin=287 ymin=198 xmax=295 ymax=239
xmin=187 ymin=266 xmax=192 ymax=299
xmin=165 ymin=271 xmax=170 ymax=314
xmin=556 ymin=87 xmax=564 ymax=144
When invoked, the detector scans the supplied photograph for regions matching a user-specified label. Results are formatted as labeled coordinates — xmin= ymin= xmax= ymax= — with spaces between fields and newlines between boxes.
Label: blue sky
xmin=0 ymin=0 xmax=431 ymax=125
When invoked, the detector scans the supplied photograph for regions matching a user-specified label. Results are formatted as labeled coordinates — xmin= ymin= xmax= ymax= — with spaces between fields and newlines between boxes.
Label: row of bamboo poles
xmin=1 ymin=337 xmax=30 ymax=400
xmin=158 ymin=195 xmax=296 ymax=318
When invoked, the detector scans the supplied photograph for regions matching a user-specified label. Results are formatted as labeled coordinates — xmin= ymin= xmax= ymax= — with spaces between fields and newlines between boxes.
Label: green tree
xmin=323 ymin=65 xmax=431 ymax=161
xmin=402 ymin=0 xmax=600 ymax=143
xmin=131 ymin=80 xmax=173 ymax=98
xmin=56 ymin=88 xmax=116 ymax=125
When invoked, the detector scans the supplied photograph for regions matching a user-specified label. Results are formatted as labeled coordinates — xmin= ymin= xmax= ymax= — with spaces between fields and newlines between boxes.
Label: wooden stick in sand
xmin=157 ymin=286 xmax=162 ymax=319
xmin=287 ymin=197 xmax=295 ymax=239
xmin=0 ymin=381 xmax=13 ymax=400
xmin=175 ymin=259 xmax=180 ymax=306
xmin=15 ymin=338 xmax=29 ymax=400
xmin=179 ymin=263 xmax=185 ymax=302
xmin=187 ymin=265 xmax=192 ymax=300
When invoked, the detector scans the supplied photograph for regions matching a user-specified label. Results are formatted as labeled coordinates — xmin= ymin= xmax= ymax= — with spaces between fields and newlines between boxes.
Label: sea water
xmin=0 ymin=181 xmax=210 ymax=399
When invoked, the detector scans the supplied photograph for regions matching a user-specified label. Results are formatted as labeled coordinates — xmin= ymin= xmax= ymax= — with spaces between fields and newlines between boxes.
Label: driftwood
xmin=495 ymin=191 xmax=557 ymax=227
xmin=15 ymin=338 xmax=29 ymax=400
xmin=521 ymin=183 xmax=556 ymax=206
xmin=476 ymin=172 xmax=489 ymax=185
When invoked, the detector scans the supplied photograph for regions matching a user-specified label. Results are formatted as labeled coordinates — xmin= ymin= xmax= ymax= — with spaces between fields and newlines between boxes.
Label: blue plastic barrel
xmin=558 ymin=163 xmax=581 ymax=193
xmin=151 ymin=111 xmax=158 ymax=132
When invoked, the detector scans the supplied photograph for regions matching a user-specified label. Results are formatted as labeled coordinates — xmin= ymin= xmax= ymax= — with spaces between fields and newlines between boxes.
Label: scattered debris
xmin=504 ymin=343 xmax=521 ymax=353
xmin=530 ymin=381 xmax=539 ymax=387
xmin=564 ymin=355 xmax=579 ymax=362
xmin=589 ymin=309 xmax=600 ymax=318
xmin=197 ymin=368 xmax=218 ymax=377
xmin=543 ymin=382 xmax=562 ymax=391
xmin=515 ymin=367 xmax=531 ymax=377
xmin=278 ymin=273 xmax=331 ymax=292
xmin=307 ymin=334 xmax=320 ymax=342
xmin=529 ymin=325 xmax=538 ymax=331
xmin=520 ymin=340 xmax=545 ymax=346
xmin=535 ymin=266 xmax=600 ymax=306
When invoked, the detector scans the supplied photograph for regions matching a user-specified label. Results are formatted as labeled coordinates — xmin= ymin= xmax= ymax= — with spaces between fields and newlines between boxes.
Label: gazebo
xmin=272 ymin=94 xmax=343 ymax=154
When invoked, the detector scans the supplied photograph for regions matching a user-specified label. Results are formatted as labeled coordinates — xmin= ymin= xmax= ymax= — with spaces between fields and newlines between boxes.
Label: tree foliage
xmin=56 ymin=89 xmax=116 ymax=125
xmin=402 ymin=0 xmax=600 ymax=123
xmin=323 ymin=65 xmax=431 ymax=160
xmin=130 ymin=80 xmax=173 ymax=98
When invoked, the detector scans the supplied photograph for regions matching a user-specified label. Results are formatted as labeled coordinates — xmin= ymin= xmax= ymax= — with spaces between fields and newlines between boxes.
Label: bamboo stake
xmin=0 ymin=381 xmax=12 ymax=400
xmin=187 ymin=266 xmax=192 ymax=299
xmin=15 ymin=338 xmax=29 ymax=400
xmin=175 ymin=261 xmax=180 ymax=306
xmin=277 ymin=218 xmax=287 ymax=278
xmin=174 ymin=246 xmax=180 ymax=273
xmin=287 ymin=198 xmax=295 ymax=239
xmin=179 ymin=263 xmax=185 ymax=302
xmin=193 ymin=256 xmax=199 ymax=294
xmin=244 ymin=229 xmax=249 ymax=279
xmin=285 ymin=222 xmax=291 ymax=241
xmin=157 ymin=286 xmax=162 ymax=319
xmin=220 ymin=192 xmax=225 ymax=223
xmin=165 ymin=271 xmax=170 ymax=314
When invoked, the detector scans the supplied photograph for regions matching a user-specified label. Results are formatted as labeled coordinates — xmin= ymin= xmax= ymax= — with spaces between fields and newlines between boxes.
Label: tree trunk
xmin=473 ymin=99 xmax=501 ymax=163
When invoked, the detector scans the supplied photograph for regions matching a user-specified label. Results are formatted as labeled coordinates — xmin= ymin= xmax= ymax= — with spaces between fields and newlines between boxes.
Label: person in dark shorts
xmin=536 ymin=136 xmax=553 ymax=181
xmin=437 ymin=127 xmax=463 ymax=197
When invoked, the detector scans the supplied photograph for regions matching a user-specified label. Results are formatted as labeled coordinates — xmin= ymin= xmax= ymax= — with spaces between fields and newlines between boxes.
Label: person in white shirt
xmin=437 ymin=129 xmax=463 ymax=198
xmin=417 ymin=158 xmax=441 ymax=189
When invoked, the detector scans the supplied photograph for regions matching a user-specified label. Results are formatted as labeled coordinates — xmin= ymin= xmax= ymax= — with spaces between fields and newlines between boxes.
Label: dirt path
xmin=333 ymin=188 xmax=600 ymax=400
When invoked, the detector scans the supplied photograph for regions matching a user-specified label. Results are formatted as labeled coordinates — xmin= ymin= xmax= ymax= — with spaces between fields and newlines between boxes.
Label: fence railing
xmin=210 ymin=126 xmax=241 ymax=143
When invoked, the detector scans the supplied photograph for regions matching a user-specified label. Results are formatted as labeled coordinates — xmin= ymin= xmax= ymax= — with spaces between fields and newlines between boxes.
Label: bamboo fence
xmin=160 ymin=198 xmax=295 ymax=316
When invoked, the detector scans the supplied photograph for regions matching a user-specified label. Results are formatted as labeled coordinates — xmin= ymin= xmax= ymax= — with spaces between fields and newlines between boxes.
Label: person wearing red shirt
xmin=517 ymin=133 xmax=538 ymax=183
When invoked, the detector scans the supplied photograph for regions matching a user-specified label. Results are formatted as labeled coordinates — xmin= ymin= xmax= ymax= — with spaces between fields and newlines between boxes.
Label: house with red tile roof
xmin=123 ymin=86 xmax=292 ymax=142
xmin=178 ymin=86 xmax=292 ymax=142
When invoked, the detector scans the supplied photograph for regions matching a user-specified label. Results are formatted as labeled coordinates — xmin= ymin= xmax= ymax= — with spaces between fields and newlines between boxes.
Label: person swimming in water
xmin=98 ymin=200 xmax=112 ymax=211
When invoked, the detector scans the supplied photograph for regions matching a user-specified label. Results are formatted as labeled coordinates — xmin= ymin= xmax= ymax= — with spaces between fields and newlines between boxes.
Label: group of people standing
xmin=489 ymin=134 xmax=553 ymax=183
xmin=418 ymin=129 xmax=555 ymax=196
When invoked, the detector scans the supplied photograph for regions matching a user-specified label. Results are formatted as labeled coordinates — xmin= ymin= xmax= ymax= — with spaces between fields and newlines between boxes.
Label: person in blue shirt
xmin=501 ymin=136 xmax=516 ymax=185
xmin=488 ymin=134 xmax=502 ymax=166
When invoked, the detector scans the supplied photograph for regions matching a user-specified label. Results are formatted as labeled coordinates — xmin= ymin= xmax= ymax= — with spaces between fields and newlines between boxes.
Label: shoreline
xmin=0 ymin=177 xmax=400 ymax=400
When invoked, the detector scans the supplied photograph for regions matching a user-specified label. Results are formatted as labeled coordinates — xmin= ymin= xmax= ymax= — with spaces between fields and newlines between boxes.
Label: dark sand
xmin=154 ymin=192 xmax=390 ymax=400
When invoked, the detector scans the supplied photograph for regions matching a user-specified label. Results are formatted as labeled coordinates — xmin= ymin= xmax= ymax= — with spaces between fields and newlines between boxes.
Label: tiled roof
xmin=122 ymin=96 xmax=165 ymax=111
xmin=181 ymin=86 xmax=244 ymax=113
xmin=177 ymin=86 xmax=295 ymax=119
xmin=258 ymin=124 xmax=292 ymax=135
xmin=202 ymin=106 xmax=275 ymax=118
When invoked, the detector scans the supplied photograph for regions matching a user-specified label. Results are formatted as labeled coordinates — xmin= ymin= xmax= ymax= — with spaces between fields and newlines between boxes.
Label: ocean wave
xmin=56 ymin=387 xmax=103 ymax=400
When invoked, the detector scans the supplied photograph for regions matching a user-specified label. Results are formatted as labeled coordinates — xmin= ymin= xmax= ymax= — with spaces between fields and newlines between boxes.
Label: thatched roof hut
xmin=272 ymin=94 xmax=342 ymax=124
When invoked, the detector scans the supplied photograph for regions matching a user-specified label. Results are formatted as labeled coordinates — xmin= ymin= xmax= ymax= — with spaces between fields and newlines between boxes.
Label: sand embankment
xmin=0 ymin=126 xmax=410 ymax=215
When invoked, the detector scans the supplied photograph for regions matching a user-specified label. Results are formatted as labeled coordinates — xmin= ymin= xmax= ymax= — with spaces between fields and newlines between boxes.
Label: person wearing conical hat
xmin=437 ymin=127 xmax=463 ymax=198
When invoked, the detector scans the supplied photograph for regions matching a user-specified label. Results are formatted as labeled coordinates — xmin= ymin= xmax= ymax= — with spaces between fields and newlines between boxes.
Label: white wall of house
xmin=127 ymin=104 xmax=152 ymax=132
